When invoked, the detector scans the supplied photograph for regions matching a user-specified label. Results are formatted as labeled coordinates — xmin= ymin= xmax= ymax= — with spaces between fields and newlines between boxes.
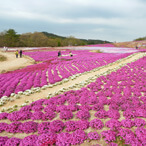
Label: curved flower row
xmin=0 ymin=50 xmax=132 ymax=99
xmin=0 ymin=52 xmax=145 ymax=110
xmin=1 ymin=52 xmax=141 ymax=107
xmin=0 ymin=55 xmax=146 ymax=145
xmin=0 ymin=127 xmax=145 ymax=146
xmin=0 ymin=130 xmax=100 ymax=146
xmin=0 ymin=119 xmax=104 ymax=133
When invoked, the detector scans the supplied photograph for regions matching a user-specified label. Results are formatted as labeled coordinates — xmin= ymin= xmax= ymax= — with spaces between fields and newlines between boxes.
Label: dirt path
xmin=1 ymin=52 xmax=145 ymax=111
xmin=0 ymin=51 xmax=35 ymax=73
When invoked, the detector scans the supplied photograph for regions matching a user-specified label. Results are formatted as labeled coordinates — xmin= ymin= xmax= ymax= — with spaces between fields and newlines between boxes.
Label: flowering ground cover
xmin=0 ymin=56 xmax=145 ymax=145
xmin=70 ymin=44 xmax=140 ymax=53
xmin=0 ymin=50 xmax=132 ymax=98
xmin=86 ymin=43 xmax=115 ymax=47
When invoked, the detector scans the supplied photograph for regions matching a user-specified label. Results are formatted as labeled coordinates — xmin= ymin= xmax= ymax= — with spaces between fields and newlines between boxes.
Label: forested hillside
xmin=134 ymin=36 xmax=146 ymax=41
xmin=0 ymin=29 xmax=111 ymax=47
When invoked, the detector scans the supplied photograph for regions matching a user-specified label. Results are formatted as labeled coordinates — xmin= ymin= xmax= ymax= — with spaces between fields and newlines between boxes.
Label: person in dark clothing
xmin=20 ymin=50 xmax=23 ymax=58
xmin=58 ymin=51 xmax=61 ymax=57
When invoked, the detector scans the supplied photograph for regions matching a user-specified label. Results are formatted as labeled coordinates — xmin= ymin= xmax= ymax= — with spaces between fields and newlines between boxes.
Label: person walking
xmin=15 ymin=50 xmax=18 ymax=58
xmin=19 ymin=50 xmax=23 ymax=58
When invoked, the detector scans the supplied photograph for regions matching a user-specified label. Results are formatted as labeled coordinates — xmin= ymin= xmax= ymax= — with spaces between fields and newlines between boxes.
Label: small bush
xmin=0 ymin=55 xmax=7 ymax=61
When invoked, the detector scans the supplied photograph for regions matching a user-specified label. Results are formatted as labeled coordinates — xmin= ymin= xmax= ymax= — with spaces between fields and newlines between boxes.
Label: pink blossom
xmin=90 ymin=119 xmax=104 ymax=129
xmin=88 ymin=132 xmax=100 ymax=140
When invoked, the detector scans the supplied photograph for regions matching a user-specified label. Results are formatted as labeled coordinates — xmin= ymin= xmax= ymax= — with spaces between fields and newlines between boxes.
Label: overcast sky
xmin=0 ymin=0 xmax=146 ymax=42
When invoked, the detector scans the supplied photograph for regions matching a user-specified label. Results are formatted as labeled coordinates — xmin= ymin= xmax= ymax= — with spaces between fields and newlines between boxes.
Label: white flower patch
xmin=21 ymin=103 xmax=27 ymax=107
xmin=17 ymin=91 xmax=23 ymax=95
xmin=9 ymin=98 xmax=14 ymax=102
xmin=31 ymin=88 xmax=37 ymax=91
xmin=10 ymin=93 xmax=15 ymax=97
xmin=1 ymin=96 xmax=9 ymax=102
xmin=48 ymin=85 xmax=53 ymax=88
xmin=24 ymin=93 xmax=30 ymax=96
xmin=0 ymin=101 xmax=5 ymax=106
xmin=63 ymin=78 xmax=69 ymax=82
xmin=59 ymin=88 xmax=66 ymax=92
xmin=71 ymin=75 xmax=76 ymax=80
xmin=14 ymin=95 xmax=20 ymax=99
xmin=1 ymin=108 xmax=6 ymax=112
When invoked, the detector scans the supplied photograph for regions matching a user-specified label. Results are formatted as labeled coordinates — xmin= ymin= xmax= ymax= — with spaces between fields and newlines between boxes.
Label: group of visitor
xmin=58 ymin=51 xmax=73 ymax=57
xmin=15 ymin=50 xmax=23 ymax=58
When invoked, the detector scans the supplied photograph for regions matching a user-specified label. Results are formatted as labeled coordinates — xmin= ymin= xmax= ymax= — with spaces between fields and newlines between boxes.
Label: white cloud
xmin=0 ymin=0 xmax=145 ymax=42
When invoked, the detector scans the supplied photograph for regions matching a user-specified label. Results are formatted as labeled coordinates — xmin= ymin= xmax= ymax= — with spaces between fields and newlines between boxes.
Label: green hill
xmin=0 ymin=29 xmax=112 ymax=47
xmin=134 ymin=36 xmax=146 ymax=41
xmin=42 ymin=31 xmax=111 ymax=45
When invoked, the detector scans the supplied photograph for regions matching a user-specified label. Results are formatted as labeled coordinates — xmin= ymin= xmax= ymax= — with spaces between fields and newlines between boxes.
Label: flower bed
xmin=0 ymin=56 xmax=145 ymax=145
xmin=0 ymin=50 xmax=132 ymax=99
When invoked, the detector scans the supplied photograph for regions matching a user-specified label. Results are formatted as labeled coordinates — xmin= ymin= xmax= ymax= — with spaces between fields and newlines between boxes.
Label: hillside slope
xmin=113 ymin=40 xmax=146 ymax=49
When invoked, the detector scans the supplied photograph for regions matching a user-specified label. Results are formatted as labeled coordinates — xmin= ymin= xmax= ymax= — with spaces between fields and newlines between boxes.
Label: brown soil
xmin=0 ymin=51 xmax=35 ymax=73
xmin=113 ymin=40 xmax=146 ymax=49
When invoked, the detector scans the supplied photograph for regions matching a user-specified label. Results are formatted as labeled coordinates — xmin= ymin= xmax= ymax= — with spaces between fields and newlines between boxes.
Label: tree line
xmin=0 ymin=29 xmax=111 ymax=47
xmin=134 ymin=36 xmax=146 ymax=41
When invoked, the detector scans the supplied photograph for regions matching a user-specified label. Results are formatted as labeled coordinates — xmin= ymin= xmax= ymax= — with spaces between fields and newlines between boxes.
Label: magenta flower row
xmin=0 ymin=127 xmax=145 ymax=145
xmin=0 ymin=57 xmax=145 ymax=145
xmin=0 ymin=50 xmax=131 ymax=98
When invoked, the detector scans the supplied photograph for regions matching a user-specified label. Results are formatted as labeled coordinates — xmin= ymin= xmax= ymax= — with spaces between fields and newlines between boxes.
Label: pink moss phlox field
xmin=0 ymin=136 xmax=9 ymax=145
xmin=65 ymin=121 xmax=78 ymax=132
xmin=56 ymin=132 xmax=71 ymax=146
xmin=88 ymin=131 xmax=100 ymax=140
xmin=71 ymin=130 xmax=87 ymax=145
xmin=0 ymin=112 xmax=8 ymax=120
xmin=5 ymin=137 xmax=21 ymax=146
xmin=0 ymin=49 xmax=132 ymax=98
xmin=19 ymin=135 xmax=38 ymax=146
xmin=42 ymin=110 xmax=56 ymax=121
xmin=6 ymin=122 xmax=22 ymax=133
xmin=101 ymin=130 xmax=116 ymax=143
xmin=36 ymin=133 xmax=57 ymax=146
xmin=0 ymin=57 xmax=145 ymax=145
xmin=18 ymin=121 xmax=38 ymax=134
xmin=86 ymin=43 xmax=115 ymax=47
xmin=0 ymin=123 xmax=8 ymax=133
xmin=60 ymin=110 xmax=73 ymax=120
xmin=90 ymin=119 xmax=104 ymax=129
xmin=94 ymin=110 xmax=108 ymax=119
xmin=105 ymin=119 xmax=121 ymax=130
xmin=76 ymin=109 xmax=90 ymax=120
xmin=117 ymin=128 xmax=144 ymax=145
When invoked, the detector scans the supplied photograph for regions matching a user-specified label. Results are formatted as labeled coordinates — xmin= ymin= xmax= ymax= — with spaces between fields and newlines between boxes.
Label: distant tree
xmin=19 ymin=32 xmax=51 ymax=47
xmin=0 ymin=31 xmax=6 ymax=47
xmin=58 ymin=41 xmax=61 ymax=47
xmin=0 ymin=29 xmax=111 ymax=47
xmin=62 ymin=36 xmax=85 ymax=46
xmin=134 ymin=36 xmax=146 ymax=41
xmin=4 ymin=29 xmax=20 ymax=47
